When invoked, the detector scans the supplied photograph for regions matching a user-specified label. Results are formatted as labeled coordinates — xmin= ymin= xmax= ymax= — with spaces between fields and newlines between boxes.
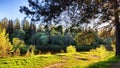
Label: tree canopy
xmin=20 ymin=0 xmax=119 ymax=26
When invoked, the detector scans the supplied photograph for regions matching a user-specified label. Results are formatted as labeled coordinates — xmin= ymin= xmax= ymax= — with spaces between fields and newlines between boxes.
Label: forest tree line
xmin=0 ymin=17 xmax=115 ymax=57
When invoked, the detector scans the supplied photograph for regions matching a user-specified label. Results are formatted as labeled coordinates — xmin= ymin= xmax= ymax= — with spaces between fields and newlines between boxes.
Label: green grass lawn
xmin=0 ymin=51 xmax=117 ymax=68
xmin=0 ymin=54 xmax=61 ymax=68
xmin=55 ymin=51 xmax=115 ymax=68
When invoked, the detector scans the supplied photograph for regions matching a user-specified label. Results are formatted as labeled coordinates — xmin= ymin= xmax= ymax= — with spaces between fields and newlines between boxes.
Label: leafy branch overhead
xmin=20 ymin=0 xmax=119 ymax=25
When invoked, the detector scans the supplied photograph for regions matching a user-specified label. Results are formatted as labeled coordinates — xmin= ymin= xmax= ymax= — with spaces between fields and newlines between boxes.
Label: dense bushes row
xmin=29 ymin=33 xmax=75 ymax=46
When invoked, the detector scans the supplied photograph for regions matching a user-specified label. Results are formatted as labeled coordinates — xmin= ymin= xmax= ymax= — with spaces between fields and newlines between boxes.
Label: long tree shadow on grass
xmin=87 ymin=56 xmax=120 ymax=68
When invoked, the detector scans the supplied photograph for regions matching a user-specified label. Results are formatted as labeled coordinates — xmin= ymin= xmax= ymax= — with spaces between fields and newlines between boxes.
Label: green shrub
xmin=29 ymin=32 xmax=48 ymax=45
xmin=49 ymin=35 xmax=63 ymax=45
xmin=63 ymin=35 xmax=75 ymax=45
xmin=12 ymin=38 xmax=26 ymax=55
xmin=37 ymin=45 xmax=66 ymax=53
xmin=10 ymin=29 xmax=25 ymax=41
xmin=66 ymin=45 xmax=76 ymax=53
xmin=75 ymin=45 xmax=95 ymax=51
xmin=49 ymin=34 xmax=75 ymax=45
xmin=19 ymin=46 xmax=27 ymax=55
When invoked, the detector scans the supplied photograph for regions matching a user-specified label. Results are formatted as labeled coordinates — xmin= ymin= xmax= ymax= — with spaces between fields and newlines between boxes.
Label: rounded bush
xmin=66 ymin=45 xmax=76 ymax=53
xmin=29 ymin=32 xmax=48 ymax=45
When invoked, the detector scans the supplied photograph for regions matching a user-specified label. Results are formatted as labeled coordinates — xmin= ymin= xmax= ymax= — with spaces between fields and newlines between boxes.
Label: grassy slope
xmin=0 ymin=51 xmax=116 ymax=68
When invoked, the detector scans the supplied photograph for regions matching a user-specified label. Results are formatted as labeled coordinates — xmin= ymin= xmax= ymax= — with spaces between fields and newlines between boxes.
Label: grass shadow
xmin=87 ymin=56 xmax=120 ymax=68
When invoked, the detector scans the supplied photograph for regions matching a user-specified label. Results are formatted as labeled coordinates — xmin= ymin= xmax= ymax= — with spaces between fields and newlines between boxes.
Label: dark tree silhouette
xmin=19 ymin=0 xmax=73 ymax=22
xmin=29 ymin=22 xmax=36 ymax=35
xmin=22 ymin=20 xmax=30 ymax=44
xmin=7 ymin=20 xmax=13 ymax=35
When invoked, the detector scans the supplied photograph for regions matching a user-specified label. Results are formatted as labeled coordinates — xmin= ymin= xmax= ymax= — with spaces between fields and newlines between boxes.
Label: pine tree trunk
xmin=115 ymin=13 xmax=120 ymax=56
xmin=115 ymin=0 xmax=120 ymax=56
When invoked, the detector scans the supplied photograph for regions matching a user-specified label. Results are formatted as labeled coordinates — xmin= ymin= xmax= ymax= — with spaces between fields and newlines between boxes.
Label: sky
xmin=0 ymin=0 xmax=28 ymax=21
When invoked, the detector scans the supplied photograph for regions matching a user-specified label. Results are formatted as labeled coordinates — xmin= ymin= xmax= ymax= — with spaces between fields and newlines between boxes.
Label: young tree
xmin=0 ymin=26 xmax=12 ymax=57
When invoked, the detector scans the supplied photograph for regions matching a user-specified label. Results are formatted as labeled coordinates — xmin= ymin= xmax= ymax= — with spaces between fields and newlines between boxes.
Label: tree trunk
xmin=115 ymin=13 xmax=120 ymax=56
xmin=115 ymin=0 xmax=120 ymax=56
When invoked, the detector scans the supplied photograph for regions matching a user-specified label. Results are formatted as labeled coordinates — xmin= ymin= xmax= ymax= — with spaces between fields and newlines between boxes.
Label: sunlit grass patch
xmin=0 ymin=48 xmax=116 ymax=68
xmin=0 ymin=54 xmax=61 ymax=68
xmin=67 ymin=51 xmax=114 ymax=68
xmin=55 ymin=46 xmax=115 ymax=68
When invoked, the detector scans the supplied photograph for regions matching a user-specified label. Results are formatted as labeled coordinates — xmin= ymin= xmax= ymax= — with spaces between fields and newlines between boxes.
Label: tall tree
xmin=7 ymin=20 xmax=14 ymax=35
xmin=0 ymin=17 xmax=8 ymax=29
xmin=20 ymin=0 xmax=120 ymax=56
xmin=22 ymin=20 xmax=30 ymax=44
xmin=114 ymin=0 xmax=120 ymax=56
xmin=29 ymin=22 xmax=36 ymax=35
xmin=14 ymin=18 xmax=21 ymax=31
xmin=22 ymin=20 xmax=30 ymax=32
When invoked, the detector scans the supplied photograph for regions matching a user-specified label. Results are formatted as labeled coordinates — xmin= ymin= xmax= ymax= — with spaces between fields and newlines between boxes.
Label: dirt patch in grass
xmin=61 ymin=56 xmax=69 ymax=60
xmin=44 ymin=62 xmax=66 ymax=68
xmin=89 ymin=55 xmax=100 ymax=59
xmin=73 ymin=54 xmax=89 ymax=61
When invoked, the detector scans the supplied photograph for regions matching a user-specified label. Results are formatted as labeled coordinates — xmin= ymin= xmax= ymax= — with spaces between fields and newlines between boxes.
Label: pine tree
xmin=14 ymin=18 xmax=21 ymax=31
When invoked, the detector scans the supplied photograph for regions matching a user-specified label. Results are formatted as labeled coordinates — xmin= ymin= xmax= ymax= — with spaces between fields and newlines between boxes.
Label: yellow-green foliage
xmin=96 ymin=45 xmax=107 ymax=52
xmin=0 ymin=55 xmax=60 ymax=68
xmin=25 ymin=49 xmax=30 ymax=57
xmin=12 ymin=38 xmax=25 ymax=56
xmin=12 ymin=38 xmax=25 ymax=49
xmin=75 ymin=31 xmax=96 ymax=45
xmin=111 ymin=40 xmax=116 ymax=52
xmin=66 ymin=45 xmax=76 ymax=53
xmin=14 ymin=48 xmax=20 ymax=56
xmin=90 ymin=45 xmax=107 ymax=58
xmin=0 ymin=29 xmax=12 ymax=57
xmin=12 ymin=38 xmax=25 ymax=46
xmin=29 ymin=45 xmax=35 ymax=55
xmin=61 ymin=50 xmax=64 ymax=53
xmin=90 ymin=45 xmax=106 ymax=52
